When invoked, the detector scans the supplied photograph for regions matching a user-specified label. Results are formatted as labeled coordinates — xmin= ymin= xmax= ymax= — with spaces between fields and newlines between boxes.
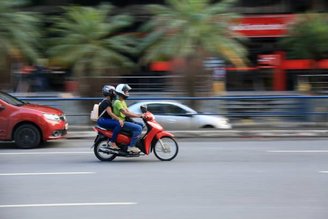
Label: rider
xmin=97 ymin=85 xmax=124 ymax=150
xmin=113 ymin=83 xmax=144 ymax=153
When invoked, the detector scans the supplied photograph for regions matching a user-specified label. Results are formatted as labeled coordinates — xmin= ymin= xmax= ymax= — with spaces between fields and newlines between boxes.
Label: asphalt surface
xmin=1 ymin=138 xmax=328 ymax=219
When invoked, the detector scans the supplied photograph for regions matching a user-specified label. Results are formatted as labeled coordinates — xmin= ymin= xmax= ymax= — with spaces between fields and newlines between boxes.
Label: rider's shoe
xmin=109 ymin=145 xmax=120 ymax=150
xmin=127 ymin=146 xmax=141 ymax=153
xmin=107 ymin=142 xmax=120 ymax=150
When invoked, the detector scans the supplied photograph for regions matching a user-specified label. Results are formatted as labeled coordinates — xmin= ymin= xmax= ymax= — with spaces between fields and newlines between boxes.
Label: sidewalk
xmin=66 ymin=125 xmax=328 ymax=139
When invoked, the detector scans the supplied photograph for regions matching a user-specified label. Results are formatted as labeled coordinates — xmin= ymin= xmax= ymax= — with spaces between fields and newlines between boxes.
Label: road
xmin=1 ymin=138 xmax=328 ymax=219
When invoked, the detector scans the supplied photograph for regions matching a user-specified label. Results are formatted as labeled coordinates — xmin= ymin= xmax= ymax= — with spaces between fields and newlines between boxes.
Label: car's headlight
xmin=44 ymin=113 xmax=61 ymax=121
xmin=218 ymin=118 xmax=229 ymax=125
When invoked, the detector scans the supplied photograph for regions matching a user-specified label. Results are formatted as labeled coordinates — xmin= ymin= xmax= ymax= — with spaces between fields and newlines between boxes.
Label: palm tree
xmin=0 ymin=0 xmax=41 ymax=87
xmin=280 ymin=13 xmax=328 ymax=93
xmin=139 ymin=0 xmax=247 ymax=102
xmin=48 ymin=4 xmax=136 ymax=96
xmin=280 ymin=13 xmax=328 ymax=67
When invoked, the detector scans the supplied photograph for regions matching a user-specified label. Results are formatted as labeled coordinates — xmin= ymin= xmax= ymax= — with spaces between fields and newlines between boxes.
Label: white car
xmin=128 ymin=101 xmax=231 ymax=130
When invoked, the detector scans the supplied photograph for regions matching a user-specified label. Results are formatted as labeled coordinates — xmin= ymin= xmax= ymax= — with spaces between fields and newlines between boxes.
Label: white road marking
xmin=319 ymin=171 xmax=328 ymax=174
xmin=0 ymin=172 xmax=95 ymax=176
xmin=0 ymin=202 xmax=137 ymax=208
xmin=268 ymin=150 xmax=328 ymax=153
xmin=0 ymin=151 xmax=90 ymax=155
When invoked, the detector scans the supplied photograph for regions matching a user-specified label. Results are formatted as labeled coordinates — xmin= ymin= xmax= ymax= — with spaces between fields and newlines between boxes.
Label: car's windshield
xmin=0 ymin=91 xmax=25 ymax=106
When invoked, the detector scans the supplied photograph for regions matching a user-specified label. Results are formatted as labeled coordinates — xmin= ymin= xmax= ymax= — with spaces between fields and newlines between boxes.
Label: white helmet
xmin=115 ymin=84 xmax=131 ymax=98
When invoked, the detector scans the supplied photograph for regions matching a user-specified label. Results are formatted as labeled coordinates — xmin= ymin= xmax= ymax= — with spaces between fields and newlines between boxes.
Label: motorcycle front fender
xmin=156 ymin=131 xmax=174 ymax=140
xmin=148 ymin=131 xmax=175 ymax=153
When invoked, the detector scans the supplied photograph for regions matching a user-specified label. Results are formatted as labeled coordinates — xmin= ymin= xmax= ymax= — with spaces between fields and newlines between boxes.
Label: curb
xmin=66 ymin=129 xmax=328 ymax=139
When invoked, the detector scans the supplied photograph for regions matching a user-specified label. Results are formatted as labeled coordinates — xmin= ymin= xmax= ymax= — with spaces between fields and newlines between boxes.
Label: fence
xmin=21 ymin=95 xmax=328 ymax=128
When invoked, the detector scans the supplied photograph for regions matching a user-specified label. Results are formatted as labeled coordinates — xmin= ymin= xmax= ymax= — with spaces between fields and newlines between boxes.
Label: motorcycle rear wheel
xmin=153 ymin=137 xmax=178 ymax=161
xmin=94 ymin=140 xmax=117 ymax=161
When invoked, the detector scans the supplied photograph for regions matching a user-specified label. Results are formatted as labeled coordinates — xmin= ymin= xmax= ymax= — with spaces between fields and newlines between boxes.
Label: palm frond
xmin=48 ymin=4 xmax=136 ymax=77
xmin=140 ymin=0 xmax=247 ymax=65
xmin=0 ymin=0 xmax=42 ymax=62
xmin=280 ymin=13 xmax=328 ymax=60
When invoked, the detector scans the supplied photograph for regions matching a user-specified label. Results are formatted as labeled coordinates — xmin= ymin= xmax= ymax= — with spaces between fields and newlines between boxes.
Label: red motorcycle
xmin=93 ymin=105 xmax=179 ymax=161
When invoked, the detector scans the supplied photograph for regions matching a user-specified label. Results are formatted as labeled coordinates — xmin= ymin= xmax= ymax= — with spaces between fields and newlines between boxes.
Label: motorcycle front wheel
xmin=153 ymin=137 xmax=179 ymax=161
xmin=94 ymin=140 xmax=117 ymax=161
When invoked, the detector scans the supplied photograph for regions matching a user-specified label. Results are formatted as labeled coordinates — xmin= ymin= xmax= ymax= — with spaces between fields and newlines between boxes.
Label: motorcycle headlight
xmin=44 ymin=113 xmax=60 ymax=121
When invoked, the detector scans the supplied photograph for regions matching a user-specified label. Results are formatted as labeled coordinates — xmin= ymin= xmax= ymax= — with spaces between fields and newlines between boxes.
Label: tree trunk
xmin=184 ymin=56 xmax=198 ymax=109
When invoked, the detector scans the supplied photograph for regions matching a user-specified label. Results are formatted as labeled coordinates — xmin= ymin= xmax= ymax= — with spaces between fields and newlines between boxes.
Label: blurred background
xmin=1 ymin=0 xmax=328 ymax=128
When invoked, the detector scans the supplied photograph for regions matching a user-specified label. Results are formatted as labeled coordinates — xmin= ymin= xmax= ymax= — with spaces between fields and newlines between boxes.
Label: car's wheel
xmin=14 ymin=124 xmax=41 ymax=149
xmin=202 ymin=125 xmax=215 ymax=128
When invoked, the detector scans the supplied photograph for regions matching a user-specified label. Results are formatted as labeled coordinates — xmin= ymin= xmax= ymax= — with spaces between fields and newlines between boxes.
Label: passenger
xmin=97 ymin=85 xmax=124 ymax=150
xmin=113 ymin=84 xmax=144 ymax=153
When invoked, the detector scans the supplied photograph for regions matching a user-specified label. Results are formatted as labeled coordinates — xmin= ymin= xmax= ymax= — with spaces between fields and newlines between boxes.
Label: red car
xmin=0 ymin=91 xmax=68 ymax=149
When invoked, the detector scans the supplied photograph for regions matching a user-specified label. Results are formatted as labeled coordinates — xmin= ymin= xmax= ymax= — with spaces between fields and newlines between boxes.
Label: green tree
xmin=139 ymin=0 xmax=247 ymax=101
xmin=0 ymin=0 xmax=41 ymax=85
xmin=281 ymin=13 xmax=328 ymax=67
xmin=48 ymin=4 xmax=136 ymax=96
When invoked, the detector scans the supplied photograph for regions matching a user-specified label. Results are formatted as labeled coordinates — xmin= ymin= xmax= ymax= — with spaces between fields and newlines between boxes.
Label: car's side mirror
xmin=0 ymin=105 xmax=5 ymax=111
xmin=140 ymin=105 xmax=147 ymax=113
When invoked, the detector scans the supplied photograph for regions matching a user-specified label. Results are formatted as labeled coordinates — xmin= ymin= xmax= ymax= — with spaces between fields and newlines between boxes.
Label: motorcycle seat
xmin=119 ymin=129 xmax=133 ymax=137
xmin=95 ymin=125 xmax=132 ymax=137
xmin=95 ymin=125 xmax=106 ymax=130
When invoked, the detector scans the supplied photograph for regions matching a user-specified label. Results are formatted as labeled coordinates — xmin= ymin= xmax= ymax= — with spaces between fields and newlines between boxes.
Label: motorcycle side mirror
xmin=140 ymin=105 xmax=147 ymax=113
